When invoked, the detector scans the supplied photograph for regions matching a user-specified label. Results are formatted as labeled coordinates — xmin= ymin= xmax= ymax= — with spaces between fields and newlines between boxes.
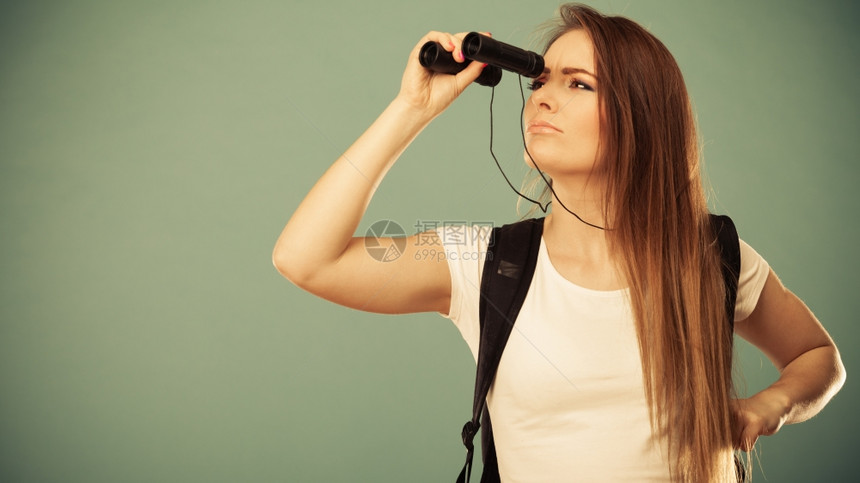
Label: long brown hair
xmin=537 ymin=4 xmax=737 ymax=481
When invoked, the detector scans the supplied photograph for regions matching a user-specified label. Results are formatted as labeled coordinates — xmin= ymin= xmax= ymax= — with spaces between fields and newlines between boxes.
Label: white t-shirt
xmin=438 ymin=223 xmax=770 ymax=482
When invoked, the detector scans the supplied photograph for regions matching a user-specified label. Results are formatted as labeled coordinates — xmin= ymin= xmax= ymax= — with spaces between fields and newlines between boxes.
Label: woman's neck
xmin=543 ymin=172 xmax=607 ymax=235
xmin=539 ymin=175 xmax=625 ymax=289
xmin=543 ymin=210 xmax=626 ymax=290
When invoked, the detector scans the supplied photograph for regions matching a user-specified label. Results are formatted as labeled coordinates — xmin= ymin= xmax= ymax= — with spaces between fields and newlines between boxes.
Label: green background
xmin=1 ymin=0 xmax=857 ymax=481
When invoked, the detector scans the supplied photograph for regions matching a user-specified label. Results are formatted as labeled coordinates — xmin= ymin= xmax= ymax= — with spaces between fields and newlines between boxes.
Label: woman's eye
xmin=570 ymin=79 xmax=594 ymax=91
xmin=527 ymin=80 xmax=545 ymax=91
xmin=527 ymin=79 xmax=593 ymax=92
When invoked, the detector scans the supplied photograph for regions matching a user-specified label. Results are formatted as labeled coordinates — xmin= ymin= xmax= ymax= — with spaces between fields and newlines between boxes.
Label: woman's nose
xmin=531 ymin=87 xmax=556 ymax=112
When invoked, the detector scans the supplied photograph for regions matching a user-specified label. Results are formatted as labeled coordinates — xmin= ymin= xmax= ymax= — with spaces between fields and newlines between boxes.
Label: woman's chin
xmin=522 ymin=148 xmax=560 ymax=171
xmin=523 ymin=146 xmax=596 ymax=175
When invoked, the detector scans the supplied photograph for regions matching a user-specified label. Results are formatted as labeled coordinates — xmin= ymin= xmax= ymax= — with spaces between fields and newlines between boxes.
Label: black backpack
xmin=455 ymin=215 xmax=743 ymax=483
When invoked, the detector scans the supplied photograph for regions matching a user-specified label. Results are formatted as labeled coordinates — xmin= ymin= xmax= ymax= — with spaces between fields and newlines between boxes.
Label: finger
xmin=410 ymin=31 xmax=458 ymax=61
xmin=416 ymin=31 xmax=493 ymax=63
xmin=732 ymin=422 xmax=745 ymax=450
xmin=739 ymin=422 xmax=761 ymax=452
xmin=444 ymin=33 xmax=468 ymax=64
xmin=452 ymin=31 xmax=493 ymax=63
xmin=448 ymin=32 xmax=469 ymax=64
xmin=744 ymin=423 xmax=761 ymax=450
xmin=455 ymin=59 xmax=488 ymax=86
xmin=730 ymin=400 xmax=745 ymax=448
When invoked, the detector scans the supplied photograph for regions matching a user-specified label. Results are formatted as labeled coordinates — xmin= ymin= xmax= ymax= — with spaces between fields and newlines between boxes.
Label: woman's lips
xmin=526 ymin=119 xmax=563 ymax=134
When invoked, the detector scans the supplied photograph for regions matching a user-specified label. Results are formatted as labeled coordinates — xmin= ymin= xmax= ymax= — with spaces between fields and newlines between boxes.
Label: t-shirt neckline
xmin=538 ymin=237 xmax=628 ymax=297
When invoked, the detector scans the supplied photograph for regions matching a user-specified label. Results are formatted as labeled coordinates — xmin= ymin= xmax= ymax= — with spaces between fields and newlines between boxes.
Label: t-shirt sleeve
xmin=435 ymin=224 xmax=492 ymax=360
xmin=735 ymin=239 xmax=770 ymax=321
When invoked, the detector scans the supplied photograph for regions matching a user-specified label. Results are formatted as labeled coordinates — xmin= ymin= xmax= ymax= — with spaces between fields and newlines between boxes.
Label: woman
xmin=273 ymin=4 xmax=845 ymax=481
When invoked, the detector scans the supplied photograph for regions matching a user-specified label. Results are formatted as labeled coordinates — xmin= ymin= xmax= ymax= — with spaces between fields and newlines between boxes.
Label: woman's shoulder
xmin=435 ymin=222 xmax=495 ymax=252
xmin=735 ymin=238 xmax=770 ymax=321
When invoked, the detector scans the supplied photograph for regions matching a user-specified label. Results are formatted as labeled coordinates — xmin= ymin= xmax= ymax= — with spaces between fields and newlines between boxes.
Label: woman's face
xmin=523 ymin=29 xmax=601 ymax=178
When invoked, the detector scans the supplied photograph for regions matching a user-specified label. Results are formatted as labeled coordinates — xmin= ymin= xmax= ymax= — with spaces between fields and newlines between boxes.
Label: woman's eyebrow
xmin=543 ymin=67 xmax=598 ymax=79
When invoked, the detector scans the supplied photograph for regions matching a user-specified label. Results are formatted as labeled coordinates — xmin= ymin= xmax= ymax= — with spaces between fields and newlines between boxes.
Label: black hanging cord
xmin=488 ymin=85 xmax=547 ymax=210
xmin=486 ymin=78 xmax=607 ymax=231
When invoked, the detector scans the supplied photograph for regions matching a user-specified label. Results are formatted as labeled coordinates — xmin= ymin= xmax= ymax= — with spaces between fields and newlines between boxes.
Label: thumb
xmin=455 ymin=60 xmax=492 ymax=87
xmin=738 ymin=422 xmax=761 ymax=452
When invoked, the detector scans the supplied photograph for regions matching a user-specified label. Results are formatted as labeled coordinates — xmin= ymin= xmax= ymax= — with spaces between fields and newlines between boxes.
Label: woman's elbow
xmin=272 ymin=244 xmax=315 ymax=288
xmin=831 ymin=344 xmax=847 ymax=395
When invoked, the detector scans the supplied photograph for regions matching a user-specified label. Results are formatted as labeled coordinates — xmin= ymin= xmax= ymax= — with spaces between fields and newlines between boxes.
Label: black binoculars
xmin=418 ymin=32 xmax=544 ymax=87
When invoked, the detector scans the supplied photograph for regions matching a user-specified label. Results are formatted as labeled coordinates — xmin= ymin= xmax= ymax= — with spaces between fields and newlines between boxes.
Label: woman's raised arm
xmin=272 ymin=32 xmax=488 ymax=314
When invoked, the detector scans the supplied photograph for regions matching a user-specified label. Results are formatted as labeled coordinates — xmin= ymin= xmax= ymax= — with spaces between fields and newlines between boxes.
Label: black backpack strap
xmin=478 ymin=407 xmax=500 ymax=483
xmin=709 ymin=214 xmax=741 ymax=329
xmin=456 ymin=218 xmax=544 ymax=483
